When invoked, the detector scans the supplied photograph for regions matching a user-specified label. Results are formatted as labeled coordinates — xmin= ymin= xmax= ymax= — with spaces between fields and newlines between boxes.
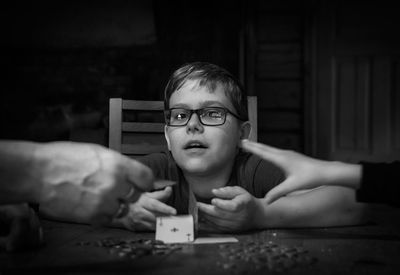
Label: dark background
xmin=0 ymin=0 xmax=242 ymax=143
xmin=1 ymin=0 xmax=399 ymax=162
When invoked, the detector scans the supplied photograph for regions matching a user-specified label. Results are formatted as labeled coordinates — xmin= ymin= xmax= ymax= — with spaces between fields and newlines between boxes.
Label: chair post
xmin=109 ymin=98 xmax=122 ymax=152
xmin=247 ymin=96 xmax=257 ymax=142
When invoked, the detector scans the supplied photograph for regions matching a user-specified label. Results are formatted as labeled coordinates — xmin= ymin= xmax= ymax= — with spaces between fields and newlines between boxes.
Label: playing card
xmin=193 ymin=236 xmax=239 ymax=244
xmin=155 ymin=215 xmax=194 ymax=243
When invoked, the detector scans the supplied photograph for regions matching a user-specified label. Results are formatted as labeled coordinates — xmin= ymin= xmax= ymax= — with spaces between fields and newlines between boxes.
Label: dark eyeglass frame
xmin=165 ymin=107 xmax=243 ymax=126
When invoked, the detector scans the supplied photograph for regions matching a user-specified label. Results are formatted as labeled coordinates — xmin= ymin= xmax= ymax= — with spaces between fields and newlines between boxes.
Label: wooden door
xmin=310 ymin=0 xmax=400 ymax=162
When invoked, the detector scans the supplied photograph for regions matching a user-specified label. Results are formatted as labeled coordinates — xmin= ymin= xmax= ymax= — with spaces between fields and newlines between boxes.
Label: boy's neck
xmin=183 ymin=161 xmax=234 ymax=199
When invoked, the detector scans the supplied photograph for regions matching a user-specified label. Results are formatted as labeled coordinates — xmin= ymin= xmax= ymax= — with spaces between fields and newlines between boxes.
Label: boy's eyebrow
xmin=170 ymin=100 xmax=226 ymax=109
xmin=200 ymin=100 xmax=226 ymax=107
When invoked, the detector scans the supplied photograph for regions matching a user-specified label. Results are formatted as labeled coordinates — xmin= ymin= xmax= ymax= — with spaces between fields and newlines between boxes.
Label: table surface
xmin=2 ymin=219 xmax=400 ymax=275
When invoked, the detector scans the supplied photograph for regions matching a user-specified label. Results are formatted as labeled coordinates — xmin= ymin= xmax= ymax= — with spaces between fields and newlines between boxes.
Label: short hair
xmin=164 ymin=62 xmax=248 ymax=121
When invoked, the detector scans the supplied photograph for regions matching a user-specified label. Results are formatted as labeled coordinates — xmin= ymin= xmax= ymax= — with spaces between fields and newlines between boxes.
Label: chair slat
xmin=247 ymin=96 xmax=258 ymax=142
xmin=109 ymin=98 xmax=122 ymax=152
xmin=122 ymin=122 xmax=165 ymax=133
xmin=121 ymin=144 xmax=167 ymax=155
xmin=122 ymin=100 xmax=164 ymax=111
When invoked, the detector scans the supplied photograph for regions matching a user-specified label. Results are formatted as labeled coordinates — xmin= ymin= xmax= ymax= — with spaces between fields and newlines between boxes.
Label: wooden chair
xmin=247 ymin=95 xmax=257 ymax=142
xmin=109 ymin=96 xmax=257 ymax=156
xmin=109 ymin=98 xmax=167 ymax=156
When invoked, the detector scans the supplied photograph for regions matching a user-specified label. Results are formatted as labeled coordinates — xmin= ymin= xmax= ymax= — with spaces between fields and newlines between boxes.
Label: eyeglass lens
xmin=167 ymin=108 xmax=227 ymax=126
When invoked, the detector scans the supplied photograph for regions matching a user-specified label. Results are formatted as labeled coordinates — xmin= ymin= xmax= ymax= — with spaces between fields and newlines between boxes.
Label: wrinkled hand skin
xmin=36 ymin=142 xmax=154 ymax=225
xmin=0 ymin=204 xmax=43 ymax=252
xmin=197 ymin=186 xmax=264 ymax=233
xmin=115 ymin=187 xmax=176 ymax=231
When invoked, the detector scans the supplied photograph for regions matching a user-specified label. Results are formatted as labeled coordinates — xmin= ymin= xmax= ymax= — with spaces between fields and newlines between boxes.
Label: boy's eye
xmin=204 ymin=109 xmax=224 ymax=119
xmin=173 ymin=111 xmax=188 ymax=120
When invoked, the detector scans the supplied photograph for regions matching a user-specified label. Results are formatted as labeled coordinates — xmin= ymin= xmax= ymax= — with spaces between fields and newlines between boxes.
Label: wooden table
xmin=2 ymin=219 xmax=400 ymax=275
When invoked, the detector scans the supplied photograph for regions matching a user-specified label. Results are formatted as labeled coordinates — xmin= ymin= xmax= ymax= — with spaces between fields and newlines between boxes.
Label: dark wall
xmin=0 ymin=0 xmax=241 ymax=143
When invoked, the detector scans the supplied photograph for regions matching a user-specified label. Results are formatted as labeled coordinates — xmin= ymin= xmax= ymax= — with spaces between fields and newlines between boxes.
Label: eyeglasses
xmin=165 ymin=107 xmax=242 ymax=126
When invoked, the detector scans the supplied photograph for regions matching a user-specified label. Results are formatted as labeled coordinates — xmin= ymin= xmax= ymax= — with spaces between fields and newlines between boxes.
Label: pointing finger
xmin=240 ymin=140 xmax=285 ymax=165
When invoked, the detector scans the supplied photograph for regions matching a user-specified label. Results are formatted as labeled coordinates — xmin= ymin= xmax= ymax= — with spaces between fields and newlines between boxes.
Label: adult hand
xmin=115 ymin=186 xmax=176 ymax=231
xmin=240 ymin=139 xmax=361 ymax=204
xmin=197 ymin=186 xmax=263 ymax=232
xmin=35 ymin=142 xmax=156 ymax=225
xmin=0 ymin=204 xmax=43 ymax=252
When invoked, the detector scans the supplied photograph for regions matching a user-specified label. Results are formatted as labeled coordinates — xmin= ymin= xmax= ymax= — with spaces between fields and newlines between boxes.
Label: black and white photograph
xmin=1 ymin=0 xmax=400 ymax=274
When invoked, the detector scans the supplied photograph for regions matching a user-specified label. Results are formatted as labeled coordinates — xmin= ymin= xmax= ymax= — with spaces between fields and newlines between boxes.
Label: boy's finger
xmin=136 ymin=207 xmax=158 ymax=223
xmin=212 ymin=186 xmax=244 ymax=199
xmin=122 ymin=213 xmax=155 ymax=231
xmin=197 ymin=202 xmax=219 ymax=217
xmin=153 ymin=180 xmax=176 ymax=190
xmin=119 ymin=207 xmax=156 ymax=225
xmin=146 ymin=186 xmax=172 ymax=201
xmin=211 ymin=198 xmax=239 ymax=212
xmin=143 ymin=198 xmax=176 ymax=216
xmin=142 ymin=221 xmax=156 ymax=231
xmin=197 ymin=202 xmax=230 ymax=219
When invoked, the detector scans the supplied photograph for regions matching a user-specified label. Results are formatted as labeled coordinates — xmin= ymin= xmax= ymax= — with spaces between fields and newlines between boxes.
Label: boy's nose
xmin=186 ymin=112 xmax=204 ymax=133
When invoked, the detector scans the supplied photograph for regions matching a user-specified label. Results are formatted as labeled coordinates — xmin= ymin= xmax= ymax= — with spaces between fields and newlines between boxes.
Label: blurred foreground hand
xmin=0 ymin=204 xmax=43 ymax=252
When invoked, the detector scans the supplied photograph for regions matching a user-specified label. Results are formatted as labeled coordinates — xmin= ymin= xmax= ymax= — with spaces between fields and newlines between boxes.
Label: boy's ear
xmin=239 ymin=121 xmax=251 ymax=140
xmin=164 ymin=125 xmax=171 ymax=150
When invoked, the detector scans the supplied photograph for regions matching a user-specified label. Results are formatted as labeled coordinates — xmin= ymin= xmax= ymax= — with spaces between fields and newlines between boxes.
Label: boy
xmin=117 ymin=62 xmax=369 ymax=232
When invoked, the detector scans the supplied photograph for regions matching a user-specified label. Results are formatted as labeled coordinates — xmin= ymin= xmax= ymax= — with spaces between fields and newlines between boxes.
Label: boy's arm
xmin=255 ymin=185 xmax=369 ymax=228
xmin=198 ymin=185 xmax=368 ymax=232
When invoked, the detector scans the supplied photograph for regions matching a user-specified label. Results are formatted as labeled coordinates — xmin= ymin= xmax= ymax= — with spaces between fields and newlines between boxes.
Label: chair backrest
xmin=109 ymin=96 xmax=257 ymax=156
xmin=109 ymin=98 xmax=167 ymax=156
xmin=247 ymin=95 xmax=257 ymax=142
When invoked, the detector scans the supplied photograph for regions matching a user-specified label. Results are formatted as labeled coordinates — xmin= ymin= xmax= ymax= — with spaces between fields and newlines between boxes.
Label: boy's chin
xmin=179 ymin=160 xmax=213 ymax=175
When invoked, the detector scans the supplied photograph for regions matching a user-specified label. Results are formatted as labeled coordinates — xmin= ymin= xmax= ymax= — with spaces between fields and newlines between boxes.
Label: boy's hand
xmin=0 ymin=204 xmax=43 ymax=252
xmin=197 ymin=186 xmax=263 ymax=232
xmin=115 ymin=186 xmax=176 ymax=231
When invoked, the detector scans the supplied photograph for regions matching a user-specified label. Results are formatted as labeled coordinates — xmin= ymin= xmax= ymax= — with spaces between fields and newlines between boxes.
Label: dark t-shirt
xmin=357 ymin=161 xmax=400 ymax=206
xmin=138 ymin=151 xmax=285 ymax=214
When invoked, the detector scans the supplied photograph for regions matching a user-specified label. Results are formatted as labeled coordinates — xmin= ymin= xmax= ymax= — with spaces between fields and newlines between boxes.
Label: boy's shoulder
xmin=137 ymin=151 xmax=170 ymax=166
xmin=236 ymin=150 xmax=285 ymax=187
xmin=137 ymin=152 xmax=179 ymax=180
xmin=236 ymin=150 xmax=283 ymax=175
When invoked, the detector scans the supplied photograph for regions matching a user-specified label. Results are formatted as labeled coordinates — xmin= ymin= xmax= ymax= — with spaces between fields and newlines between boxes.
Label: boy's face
xmin=165 ymin=79 xmax=247 ymax=176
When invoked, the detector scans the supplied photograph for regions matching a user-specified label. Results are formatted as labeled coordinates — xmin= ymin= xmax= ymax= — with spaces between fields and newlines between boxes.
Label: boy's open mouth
xmin=184 ymin=141 xmax=208 ymax=150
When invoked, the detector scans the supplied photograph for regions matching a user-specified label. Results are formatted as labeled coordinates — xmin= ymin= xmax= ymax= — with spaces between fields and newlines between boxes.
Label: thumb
xmin=264 ymin=179 xmax=295 ymax=204
xmin=212 ymin=186 xmax=244 ymax=199
xmin=146 ymin=186 xmax=172 ymax=202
